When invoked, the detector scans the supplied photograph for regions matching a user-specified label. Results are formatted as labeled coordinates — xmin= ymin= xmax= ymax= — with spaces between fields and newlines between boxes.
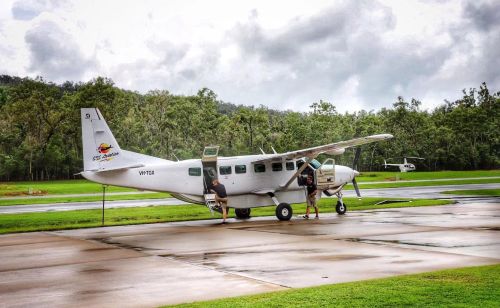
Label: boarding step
xmin=204 ymin=193 xmax=221 ymax=215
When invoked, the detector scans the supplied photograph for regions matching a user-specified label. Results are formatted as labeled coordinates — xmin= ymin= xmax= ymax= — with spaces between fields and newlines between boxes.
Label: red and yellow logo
xmin=97 ymin=143 xmax=113 ymax=154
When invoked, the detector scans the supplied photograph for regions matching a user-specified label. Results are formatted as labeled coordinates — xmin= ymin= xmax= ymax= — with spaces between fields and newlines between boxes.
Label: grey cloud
xmin=11 ymin=0 xmax=64 ymax=21
xmin=464 ymin=1 xmax=500 ymax=31
xmin=458 ymin=1 xmax=500 ymax=88
xmin=147 ymin=40 xmax=190 ymax=67
xmin=25 ymin=20 xmax=95 ymax=81
xmin=229 ymin=1 xmax=452 ymax=109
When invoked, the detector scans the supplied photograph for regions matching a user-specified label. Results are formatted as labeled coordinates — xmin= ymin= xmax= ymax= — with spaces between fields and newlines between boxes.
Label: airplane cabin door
xmin=315 ymin=158 xmax=336 ymax=190
xmin=201 ymin=146 xmax=219 ymax=193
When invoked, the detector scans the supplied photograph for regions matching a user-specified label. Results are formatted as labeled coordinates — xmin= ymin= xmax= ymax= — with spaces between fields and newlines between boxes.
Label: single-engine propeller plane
xmin=80 ymin=108 xmax=393 ymax=221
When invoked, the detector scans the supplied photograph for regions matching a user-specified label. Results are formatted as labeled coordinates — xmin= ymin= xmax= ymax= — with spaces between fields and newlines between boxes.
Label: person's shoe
xmin=302 ymin=215 xmax=309 ymax=219
xmin=314 ymin=216 xmax=319 ymax=219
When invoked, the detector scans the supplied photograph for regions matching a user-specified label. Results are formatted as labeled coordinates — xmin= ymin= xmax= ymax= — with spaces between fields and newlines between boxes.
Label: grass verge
xmin=349 ymin=177 xmax=500 ymax=189
xmin=441 ymin=189 xmax=500 ymax=196
xmin=0 ymin=197 xmax=451 ymax=234
xmin=169 ymin=264 xmax=500 ymax=307
xmin=0 ymin=179 xmax=136 ymax=196
xmin=0 ymin=192 xmax=171 ymax=206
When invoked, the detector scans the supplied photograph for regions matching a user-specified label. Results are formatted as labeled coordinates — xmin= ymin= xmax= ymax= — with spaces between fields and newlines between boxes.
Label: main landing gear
xmin=276 ymin=203 xmax=293 ymax=221
xmin=267 ymin=192 xmax=293 ymax=221
xmin=235 ymin=208 xmax=251 ymax=219
xmin=335 ymin=191 xmax=347 ymax=215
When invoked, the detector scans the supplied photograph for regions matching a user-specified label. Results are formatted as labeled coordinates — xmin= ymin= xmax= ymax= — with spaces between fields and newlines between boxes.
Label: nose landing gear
xmin=335 ymin=192 xmax=347 ymax=215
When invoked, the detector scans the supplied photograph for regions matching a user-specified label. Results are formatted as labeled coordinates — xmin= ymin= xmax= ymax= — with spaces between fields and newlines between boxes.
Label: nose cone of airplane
xmin=353 ymin=170 xmax=360 ymax=177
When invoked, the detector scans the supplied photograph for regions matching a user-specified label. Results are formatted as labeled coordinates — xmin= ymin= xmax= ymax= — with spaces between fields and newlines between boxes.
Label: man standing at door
xmin=211 ymin=179 xmax=228 ymax=224
xmin=303 ymin=176 xmax=319 ymax=219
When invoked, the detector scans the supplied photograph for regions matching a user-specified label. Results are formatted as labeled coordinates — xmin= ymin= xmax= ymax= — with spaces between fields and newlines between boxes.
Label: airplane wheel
xmin=235 ymin=208 xmax=251 ymax=219
xmin=336 ymin=201 xmax=347 ymax=215
xmin=276 ymin=203 xmax=293 ymax=221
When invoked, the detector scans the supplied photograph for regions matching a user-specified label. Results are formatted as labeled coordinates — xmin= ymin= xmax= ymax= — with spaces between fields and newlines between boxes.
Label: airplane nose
xmin=353 ymin=170 xmax=360 ymax=177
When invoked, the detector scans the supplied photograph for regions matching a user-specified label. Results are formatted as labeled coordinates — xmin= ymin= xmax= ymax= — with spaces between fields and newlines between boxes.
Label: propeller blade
xmin=352 ymin=178 xmax=361 ymax=198
xmin=352 ymin=147 xmax=361 ymax=170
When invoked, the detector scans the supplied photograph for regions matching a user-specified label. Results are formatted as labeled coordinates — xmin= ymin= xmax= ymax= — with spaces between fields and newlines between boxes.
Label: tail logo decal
xmin=97 ymin=143 xmax=113 ymax=154
xmin=93 ymin=143 xmax=119 ymax=162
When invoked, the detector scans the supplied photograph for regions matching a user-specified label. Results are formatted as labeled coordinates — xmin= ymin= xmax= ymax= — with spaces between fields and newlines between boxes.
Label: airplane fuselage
xmin=82 ymin=154 xmax=357 ymax=208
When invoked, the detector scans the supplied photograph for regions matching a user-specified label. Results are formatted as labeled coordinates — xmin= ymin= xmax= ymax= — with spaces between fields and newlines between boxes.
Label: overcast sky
xmin=0 ymin=0 xmax=499 ymax=112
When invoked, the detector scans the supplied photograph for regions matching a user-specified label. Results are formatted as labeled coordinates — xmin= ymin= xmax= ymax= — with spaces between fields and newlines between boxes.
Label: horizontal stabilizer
xmin=94 ymin=163 xmax=145 ymax=173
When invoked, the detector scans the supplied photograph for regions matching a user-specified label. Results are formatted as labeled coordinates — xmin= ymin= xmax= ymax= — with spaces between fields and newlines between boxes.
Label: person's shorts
xmin=306 ymin=194 xmax=317 ymax=208
xmin=215 ymin=196 xmax=228 ymax=208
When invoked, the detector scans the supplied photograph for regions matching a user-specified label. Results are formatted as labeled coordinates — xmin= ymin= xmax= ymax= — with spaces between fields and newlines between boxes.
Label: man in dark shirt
xmin=303 ymin=176 xmax=319 ymax=219
xmin=211 ymin=179 xmax=228 ymax=223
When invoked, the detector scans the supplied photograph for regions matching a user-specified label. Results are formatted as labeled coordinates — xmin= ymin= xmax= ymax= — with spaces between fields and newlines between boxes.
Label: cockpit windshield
xmin=310 ymin=159 xmax=322 ymax=169
xmin=297 ymin=158 xmax=322 ymax=169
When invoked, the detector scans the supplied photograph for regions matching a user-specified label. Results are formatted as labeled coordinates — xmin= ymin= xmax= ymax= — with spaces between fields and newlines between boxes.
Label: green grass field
xmin=169 ymin=264 xmax=500 ymax=307
xmin=0 ymin=197 xmax=451 ymax=234
xmin=0 ymin=192 xmax=171 ymax=206
xmin=441 ymin=189 xmax=500 ymax=196
xmin=351 ymin=177 xmax=500 ymax=189
xmin=0 ymin=179 xmax=136 ymax=196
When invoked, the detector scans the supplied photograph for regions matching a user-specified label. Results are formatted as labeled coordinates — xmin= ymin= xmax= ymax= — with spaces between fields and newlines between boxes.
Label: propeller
xmin=352 ymin=178 xmax=361 ymax=198
xmin=352 ymin=147 xmax=362 ymax=198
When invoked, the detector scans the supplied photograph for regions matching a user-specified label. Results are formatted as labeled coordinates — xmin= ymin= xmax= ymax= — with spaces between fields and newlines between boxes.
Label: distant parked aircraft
xmin=383 ymin=157 xmax=424 ymax=172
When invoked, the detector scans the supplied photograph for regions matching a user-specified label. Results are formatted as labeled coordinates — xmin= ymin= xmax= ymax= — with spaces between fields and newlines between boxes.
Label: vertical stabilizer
xmin=81 ymin=108 xmax=126 ymax=171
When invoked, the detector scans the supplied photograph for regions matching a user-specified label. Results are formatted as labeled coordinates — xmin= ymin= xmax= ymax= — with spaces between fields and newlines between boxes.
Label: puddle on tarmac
xmin=312 ymin=254 xmax=378 ymax=261
xmin=79 ymin=268 xmax=112 ymax=274
xmin=81 ymin=247 xmax=115 ymax=252
xmin=391 ymin=259 xmax=423 ymax=264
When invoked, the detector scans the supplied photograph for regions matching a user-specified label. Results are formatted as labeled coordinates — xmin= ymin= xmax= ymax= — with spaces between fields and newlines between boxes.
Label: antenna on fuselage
xmin=259 ymin=147 xmax=266 ymax=155
xmin=172 ymin=153 xmax=180 ymax=161
xmin=271 ymin=146 xmax=278 ymax=154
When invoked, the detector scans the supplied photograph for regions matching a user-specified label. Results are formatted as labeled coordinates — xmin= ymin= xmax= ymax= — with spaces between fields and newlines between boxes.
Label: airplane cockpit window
xmin=296 ymin=158 xmax=321 ymax=170
xmin=254 ymin=163 xmax=266 ymax=173
xmin=219 ymin=166 xmax=232 ymax=175
xmin=286 ymin=162 xmax=294 ymax=170
xmin=188 ymin=167 xmax=201 ymax=176
xmin=272 ymin=163 xmax=283 ymax=171
xmin=309 ymin=159 xmax=322 ymax=169
xmin=235 ymin=164 xmax=246 ymax=174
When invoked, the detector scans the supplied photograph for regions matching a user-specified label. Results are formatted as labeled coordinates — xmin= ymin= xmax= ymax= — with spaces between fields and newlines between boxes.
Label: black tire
xmin=235 ymin=208 xmax=251 ymax=219
xmin=336 ymin=201 xmax=347 ymax=215
xmin=276 ymin=203 xmax=293 ymax=221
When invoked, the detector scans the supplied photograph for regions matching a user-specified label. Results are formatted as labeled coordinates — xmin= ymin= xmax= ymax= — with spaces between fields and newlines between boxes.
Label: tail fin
xmin=81 ymin=108 xmax=140 ymax=172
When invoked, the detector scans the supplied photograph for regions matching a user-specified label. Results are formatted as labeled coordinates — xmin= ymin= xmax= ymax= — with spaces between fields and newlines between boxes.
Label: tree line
xmin=0 ymin=75 xmax=498 ymax=181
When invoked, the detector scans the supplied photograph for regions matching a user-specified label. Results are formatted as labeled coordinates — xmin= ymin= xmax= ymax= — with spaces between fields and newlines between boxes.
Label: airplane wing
xmin=252 ymin=134 xmax=393 ymax=164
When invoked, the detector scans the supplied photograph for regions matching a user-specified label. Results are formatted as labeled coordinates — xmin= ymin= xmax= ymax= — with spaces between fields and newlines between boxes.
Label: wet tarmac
xmin=0 ymin=201 xmax=499 ymax=307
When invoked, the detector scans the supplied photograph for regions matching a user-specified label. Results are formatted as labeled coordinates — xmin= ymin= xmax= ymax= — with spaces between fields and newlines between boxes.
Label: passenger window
xmin=219 ymin=166 xmax=232 ymax=175
xmin=286 ymin=162 xmax=294 ymax=170
xmin=296 ymin=160 xmax=304 ymax=169
xmin=272 ymin=163 xmax=283 ymax=171
xmin=254 ymin=164 xmax=266 ymax=173
xmin=235 ymin=165 xmax=246 ymax=174
xmin=188 ymin=167 xmax=201 ymax=176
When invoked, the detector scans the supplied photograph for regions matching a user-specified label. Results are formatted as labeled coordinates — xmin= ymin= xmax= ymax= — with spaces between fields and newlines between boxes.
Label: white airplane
xmin=383 ymin=157 xmax=424 ymax=172
xmin=80 ymin=108 xmax=393 ymax=221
